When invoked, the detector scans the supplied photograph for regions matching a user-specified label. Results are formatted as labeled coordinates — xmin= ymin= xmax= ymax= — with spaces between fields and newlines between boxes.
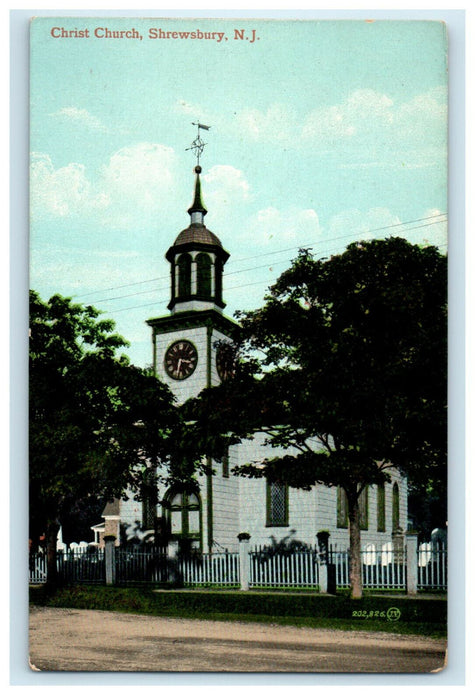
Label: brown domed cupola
xmin=166 ymin=166 xmax=229 ymax=313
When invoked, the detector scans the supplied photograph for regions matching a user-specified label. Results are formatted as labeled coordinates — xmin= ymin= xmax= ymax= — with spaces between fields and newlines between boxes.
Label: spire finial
xmin=185 ymin=122 xmax=211 ymax=166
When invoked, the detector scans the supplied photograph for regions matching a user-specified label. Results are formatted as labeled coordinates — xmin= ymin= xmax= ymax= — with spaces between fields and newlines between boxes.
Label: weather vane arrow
xmin=186 ymin=122 xmax=211 ymax=166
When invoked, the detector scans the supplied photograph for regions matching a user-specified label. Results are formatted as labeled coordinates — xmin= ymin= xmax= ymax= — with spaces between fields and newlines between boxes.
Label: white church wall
xmin=227 ymin=436 xmax=409 ymax=552
xmin=119 ymin=495 xmax=143 ymax=543
xmin=235 ymin=435 xmax=318 ymax=548
xmin=209 ymin=448 xmax=241 ymax=551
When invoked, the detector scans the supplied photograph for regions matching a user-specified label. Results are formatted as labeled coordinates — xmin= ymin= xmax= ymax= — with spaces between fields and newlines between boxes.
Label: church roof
xmin=102 ymin=498 xmax=120 ymax=517
xmin=173 ymin=223 xmax=223 ymax=248
xmin=187 ymin=167 xmax=207 ymax=216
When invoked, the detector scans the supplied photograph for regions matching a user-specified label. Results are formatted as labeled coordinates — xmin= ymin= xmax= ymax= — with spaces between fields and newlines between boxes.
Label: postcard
xmin=29 ymin=16 xmax=448 ymax=674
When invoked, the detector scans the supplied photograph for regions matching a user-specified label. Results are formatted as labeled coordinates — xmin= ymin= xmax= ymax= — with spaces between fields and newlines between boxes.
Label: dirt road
xmin=29 ymin=606 xmax=447 ymax=674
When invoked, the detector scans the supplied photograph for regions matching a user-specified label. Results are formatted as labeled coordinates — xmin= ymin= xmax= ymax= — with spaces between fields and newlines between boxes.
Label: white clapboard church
xmin=92 ymin=153 xmax=407 ymax=554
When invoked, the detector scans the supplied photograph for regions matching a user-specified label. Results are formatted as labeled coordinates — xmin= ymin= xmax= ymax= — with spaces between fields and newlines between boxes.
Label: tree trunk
xmin=347 ymin=488 xmax=363 ymax=599
xmin=45 ymin=520 xmax=60 ymax=590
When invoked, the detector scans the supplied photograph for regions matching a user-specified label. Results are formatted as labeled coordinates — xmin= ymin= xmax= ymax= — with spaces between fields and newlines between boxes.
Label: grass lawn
xmin=29 ymin=584 xmax=447 ymax=639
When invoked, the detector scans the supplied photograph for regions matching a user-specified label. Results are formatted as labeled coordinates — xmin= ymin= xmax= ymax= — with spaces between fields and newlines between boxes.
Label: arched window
xmin=196 ymin=253 xmax=212 ymax=297
xmin=358 ymin=486 xmax=369 ymax=530
xmin=177 ymin=253 xmax=192 ymax=298
xmin=214 ymin=258 xmax=223 ymax=304
xmin=392 ymin=482 xmax=400 ymax=531
xmin=167 ymin=490 xmax=201 ymax=540
xmin=337 ymin=487 xmax=348 ymax=528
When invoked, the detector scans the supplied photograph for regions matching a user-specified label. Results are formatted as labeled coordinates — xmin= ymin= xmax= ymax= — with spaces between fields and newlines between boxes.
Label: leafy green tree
xmin=185 ymin=238 xmax=447 ymax=598
xmin=29 ymin=291 xmax=177 ymax=586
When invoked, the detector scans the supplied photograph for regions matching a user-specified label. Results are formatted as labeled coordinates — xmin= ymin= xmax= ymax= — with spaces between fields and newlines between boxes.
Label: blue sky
xmin=30 ymin=17 xmax=448 ymax=367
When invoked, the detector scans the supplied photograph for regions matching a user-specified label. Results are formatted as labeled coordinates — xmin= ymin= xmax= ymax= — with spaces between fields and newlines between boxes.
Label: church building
xmin=95 ymin=154 xmax=407 ymax=555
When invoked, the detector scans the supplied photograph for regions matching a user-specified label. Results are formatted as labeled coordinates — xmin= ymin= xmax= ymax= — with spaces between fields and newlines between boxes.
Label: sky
xmin=29 ymin=17 xmax=448 ymax=368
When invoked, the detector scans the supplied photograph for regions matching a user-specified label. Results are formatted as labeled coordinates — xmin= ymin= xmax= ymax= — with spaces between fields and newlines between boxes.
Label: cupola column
xmin=191 ymin=256 xmax=198 ymax=295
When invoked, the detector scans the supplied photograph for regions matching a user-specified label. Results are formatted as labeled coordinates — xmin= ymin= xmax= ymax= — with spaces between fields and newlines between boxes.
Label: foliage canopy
xmin=29 ymin=291 xmax=177 ymax=569
xmin=185 ymin=237 xmax=447 ymax=597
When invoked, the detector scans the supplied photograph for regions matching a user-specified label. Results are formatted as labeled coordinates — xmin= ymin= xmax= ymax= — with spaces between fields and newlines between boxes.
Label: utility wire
xmin=106 ymin=232 xmax=448 ymax=315
xmin=75 ymin=212 xmax=447 ymax=303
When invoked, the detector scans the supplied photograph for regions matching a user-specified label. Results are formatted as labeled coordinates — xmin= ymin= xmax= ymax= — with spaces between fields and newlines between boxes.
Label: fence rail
xmin=250 ymin=549 xmax=318 ymax=588
xmin=180 ymin=552 xmax=240 ymax=587
xmin=331 ymin=548 xmax=406 ymax=590
xmin=29 ymin=542 xmax=447 ymax=592
xmin=29 ymin=547 xmax=106 ymax=584
xmin=115 ymin=547 xmax=168 ymax=584
xmin=418 ymin=545 xmax=447 ymax=589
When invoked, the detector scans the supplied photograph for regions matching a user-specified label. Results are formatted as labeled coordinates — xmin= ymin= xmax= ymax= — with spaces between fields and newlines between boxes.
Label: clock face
xmin=216 ymin=343 xmax=235 ymax=382
xmin=165 ymin=340 xmax=198 ymax=380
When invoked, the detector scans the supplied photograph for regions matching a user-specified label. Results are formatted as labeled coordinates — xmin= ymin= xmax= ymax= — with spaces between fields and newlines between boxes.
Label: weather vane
xmin=186 ymin=122 xmax=211 ymax=167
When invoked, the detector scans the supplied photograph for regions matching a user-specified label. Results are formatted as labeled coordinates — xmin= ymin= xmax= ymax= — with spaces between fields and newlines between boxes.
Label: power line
xmin=73 ymin=212 xmax=447 ymax=304
xmin=228 ymin=212 xmax=448 ymax=266
xmin=109 ymin=276 xmax=280 ymax=314
xmin=106 ymin=233 xmax=448 ymax=316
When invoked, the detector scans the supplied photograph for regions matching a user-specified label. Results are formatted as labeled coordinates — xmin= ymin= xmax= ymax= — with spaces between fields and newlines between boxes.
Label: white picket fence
xmin=332 ymin=547 xmax=406 ymax=590
xmin=249 ymin=550 xmax=318 ymax=589
xmin=29 ymin=542 xmax=447 ymax=591
xmin=29 ymin=552 xmax=47 ymax=584
xmin=180 ymin=552 xmax=240 ymax=587
xmin=417 ymin=544 xmax=447 ymax=589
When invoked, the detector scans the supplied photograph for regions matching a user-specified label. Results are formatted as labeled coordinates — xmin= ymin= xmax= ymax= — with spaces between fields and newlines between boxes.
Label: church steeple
xmin=165 ymin=163 xmax=229 ymax=314
xmin=187 ymin=165 xmax=208 ymax=225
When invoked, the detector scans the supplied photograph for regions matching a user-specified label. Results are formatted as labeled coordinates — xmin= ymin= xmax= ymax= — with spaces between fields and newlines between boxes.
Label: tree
xmin=185 ymin=238 xmax=447 ymax=598
xmin=29 ymin=291 xmax=177 ymax=586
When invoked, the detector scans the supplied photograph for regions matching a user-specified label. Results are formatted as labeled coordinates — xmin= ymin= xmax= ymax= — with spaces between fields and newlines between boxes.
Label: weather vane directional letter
xmin=186 ymin=122 xmax=211 ymax=166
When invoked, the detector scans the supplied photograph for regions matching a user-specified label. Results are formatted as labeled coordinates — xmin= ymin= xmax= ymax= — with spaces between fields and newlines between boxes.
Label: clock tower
xmin=146 ymin=164 xmax=238 ymax=402
xmin=146 ymin=151 xmax=239 ymax=553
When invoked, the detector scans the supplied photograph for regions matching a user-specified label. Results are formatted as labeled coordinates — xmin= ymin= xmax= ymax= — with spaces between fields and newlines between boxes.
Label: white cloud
xmin=172 ymin=88 xmax=446 ymax=170
xmin=202 ymin=164 xmax=252 ymax=232
xmin=50 ymin=107 xmax=107 ymax=131
xmin=245 ymin=206 xmax=322 ymax=246
xmin=302 ymin=87 xmax=446 ymax=151
xmin=401 ymin=208 xmax=447 ymax=249
xmin=30 ymin=152 xmax=95 ymax=217
xmin=99 ymin=143 xmax=177 ymax=219
xmin=322 ymin=206 xmax=447 ymax=254
xmin=204 ymin=164 xmax=251 ymax=202
xmin=30 ymin=143 xmax=179 ymax=227
xmin=324 ymin=207 xmax=402 ymax=249
xmin=235 ymin=104 xmax=295 ymax=143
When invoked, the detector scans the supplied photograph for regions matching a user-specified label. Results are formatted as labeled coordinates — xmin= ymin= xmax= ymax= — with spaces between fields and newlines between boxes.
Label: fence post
xmin=168 ymin=541 xmax=179 ymax=559
xmin=406 ymin=533 xmax=418 ymax=595
xmin=237 ymin=533 xmax=251 ymax=591
xmin=104 ymin=535 xmax=116 ymax=585
xmin=318 ymin=560 xmax=328 ymax=593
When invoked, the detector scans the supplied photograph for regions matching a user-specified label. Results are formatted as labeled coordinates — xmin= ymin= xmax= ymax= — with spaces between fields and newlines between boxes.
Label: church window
xmin=337 ymin=487 xmax=348 ymax=528
xmin=392 ymin=482 xmax=400 ymax=531
xmin=167 ymin=490 xmax=201 ymax=538
xmin=141 ymin=473 xmax=157 ymax=531
xmin=142 ymin=494 xmax=157 ymax=531
xmin=177 ymin=253 xmax=192 ymax=297
xmin=377 ymin=483 xmax=386 ymax=532
xmin=337 ymin=486 xmax=368 ymax=529
xmin=266 ymin=480 xmax=288 ymax=527
xmin=358 ymin=486 xmax=369 ymax=530
xmin=214 ymin=258 xmax=223 ymax=303
xmin=196 ymin=253 xmax=212 ymax=297
xmin=222 ymin=447 xmax=229 ymax=478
